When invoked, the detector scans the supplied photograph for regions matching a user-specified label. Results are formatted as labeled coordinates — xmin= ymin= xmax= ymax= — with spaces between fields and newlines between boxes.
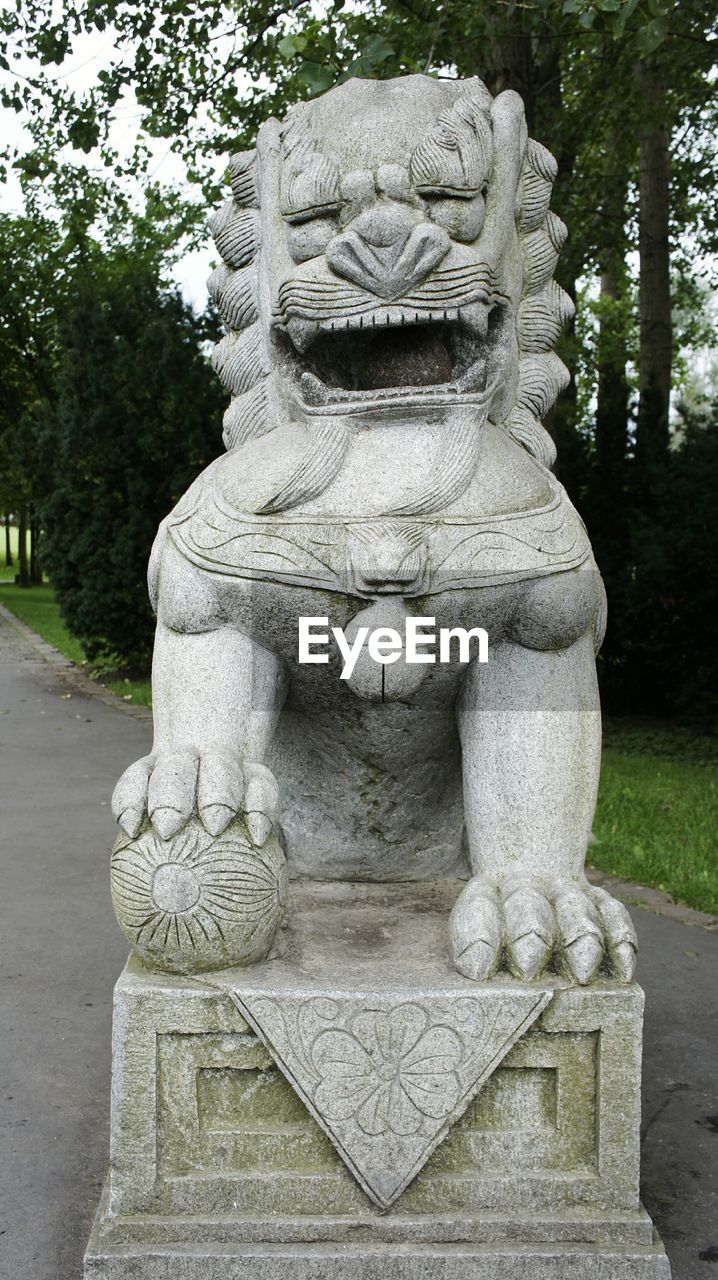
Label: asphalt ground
xmin=0 ymin=605 xmax=716 ymax=1280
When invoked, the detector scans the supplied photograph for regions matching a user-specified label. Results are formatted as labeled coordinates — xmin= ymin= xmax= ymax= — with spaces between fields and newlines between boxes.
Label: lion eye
xmin=421 ymin=190 xmax=487 ymax=244
xmin=285 ymin=215 xmax=338 ymax=263
xmin=284 ymin=203 xmax=341 ymax=226
xmin=418 ymin=187 xmax=480 ymax=202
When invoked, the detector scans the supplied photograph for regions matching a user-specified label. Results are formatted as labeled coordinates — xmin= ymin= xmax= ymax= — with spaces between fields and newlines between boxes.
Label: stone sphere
xmin=110 ymin=818 xmax=288 ymax=974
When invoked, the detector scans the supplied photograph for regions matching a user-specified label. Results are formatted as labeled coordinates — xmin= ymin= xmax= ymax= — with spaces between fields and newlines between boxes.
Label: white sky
xmin=0 ymin=24 xmax=220 ymax=308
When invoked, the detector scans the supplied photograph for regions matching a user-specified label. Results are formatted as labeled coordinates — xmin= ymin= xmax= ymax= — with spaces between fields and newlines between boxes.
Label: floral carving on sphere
xmin=110 ymin=817 xmax=287 ymax=973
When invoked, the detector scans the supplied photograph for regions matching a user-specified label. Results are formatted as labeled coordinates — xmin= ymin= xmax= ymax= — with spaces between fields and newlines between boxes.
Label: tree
xmin=1 ymin=0 xmax=717 ymax=711
xmin=636 ymin=59 xmax=672 ymax=473
xmin=0 ymin=212 xmax=62 ymax=583
xmin=40 ymin=247 xmax=224 ymax=669
xmin=605 ymin=398 xmax=718 ymax=723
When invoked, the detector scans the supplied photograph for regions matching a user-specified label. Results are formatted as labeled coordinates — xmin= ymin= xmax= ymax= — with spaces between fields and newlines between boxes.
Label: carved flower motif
xmin=110 ymin=818 xmax=287 ymax=974
xmin=312 ymin=1003 xmax=462 ymax=1136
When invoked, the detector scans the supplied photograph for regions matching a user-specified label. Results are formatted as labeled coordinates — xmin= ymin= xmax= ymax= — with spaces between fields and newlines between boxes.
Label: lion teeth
xmin=460 ymin=303 xmax=489 ymax=337
xmin=311 ymin=307 xmax=464 ymax=335
xmin=300 ymin=372 xmax=469 ymax=407
xmin=456 ymin=359 xmax=487 ymax=392
xmin=300 ymin=372 xmax=330 ymax=405
xmin=287 ymin=318 xmax=320 ymax=352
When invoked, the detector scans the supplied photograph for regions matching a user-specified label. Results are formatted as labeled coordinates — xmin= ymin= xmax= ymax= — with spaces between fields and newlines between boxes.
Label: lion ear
xmin=208 ymin=147 xmax=271 ymax=454
xmin=511 ymin=138 xmax=572 ymax=469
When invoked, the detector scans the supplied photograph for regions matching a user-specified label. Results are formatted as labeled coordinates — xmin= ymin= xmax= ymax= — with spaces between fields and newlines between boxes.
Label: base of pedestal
xmin=84 ymin=879 xmax=671 ymax=1280
xmin=85 ymin=1179 xmax=671 ymax=1279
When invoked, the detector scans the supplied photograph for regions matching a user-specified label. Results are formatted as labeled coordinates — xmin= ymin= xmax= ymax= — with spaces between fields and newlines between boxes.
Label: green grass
xmin=0 ymin=582 xmax=86 ymax=664
xmin=0 ymin=582 xmax=152 ymax=706
xmin=1 ymin=581 xmax=716 ymax=914
xmin=104 ymin=674 xmax=153 ymax=706
xmin=591 ymin=747 xmax=718 ymax=914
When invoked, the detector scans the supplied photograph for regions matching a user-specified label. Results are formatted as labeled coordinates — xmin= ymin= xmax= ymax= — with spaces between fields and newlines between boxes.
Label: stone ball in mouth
xmin=359 ymin=326 xmax=453 ymax=390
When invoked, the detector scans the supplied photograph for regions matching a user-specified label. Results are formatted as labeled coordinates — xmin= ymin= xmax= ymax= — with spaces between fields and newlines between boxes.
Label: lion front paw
xmin=111 ymin=747 xmax=279 ymax=845
xmin=449 ymin=875 xmax=637 ymax=985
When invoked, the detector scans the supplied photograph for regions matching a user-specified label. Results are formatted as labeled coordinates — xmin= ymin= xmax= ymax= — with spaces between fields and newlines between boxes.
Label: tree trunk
xmin=636 ymin=61 xmax=672 ymax=472
xmin=592 ymin=261 xmax=631 ymax=578
xmin=483 ymin=33 xmax=536 ymax=128
xmin=4 ymin=514 xmax=12 ymax=567
xmin=595 ymin=158 xmax=630 ymax=506
xmin=30 ymin=518 xmax=42 ymax=585
xmin=596 ymin=267 xmax=629 ymax=486
xmin=17 ymin=504 xmax=30 ymax=587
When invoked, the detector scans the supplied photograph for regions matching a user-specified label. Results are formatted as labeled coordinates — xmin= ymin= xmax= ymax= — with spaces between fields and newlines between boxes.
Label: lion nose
xmin=326 ymin=204 xmax=449 ymax=300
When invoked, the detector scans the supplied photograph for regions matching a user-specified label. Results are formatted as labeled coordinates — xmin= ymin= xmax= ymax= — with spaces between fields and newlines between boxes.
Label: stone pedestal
xmin=85 ymin=880 xmax=671 ymax=1279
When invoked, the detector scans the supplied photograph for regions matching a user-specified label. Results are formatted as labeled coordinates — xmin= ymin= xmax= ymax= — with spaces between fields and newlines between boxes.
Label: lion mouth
xmin=285 ymin=306 xmax=508 ymax=411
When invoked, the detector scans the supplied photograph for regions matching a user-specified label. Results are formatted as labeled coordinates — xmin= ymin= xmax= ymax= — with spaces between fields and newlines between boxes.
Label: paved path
xmin=0 ymin=606 xmax=716 ymax=1279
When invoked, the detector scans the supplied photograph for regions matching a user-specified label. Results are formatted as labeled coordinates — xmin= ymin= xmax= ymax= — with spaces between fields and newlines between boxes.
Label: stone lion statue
xmin=110 ymin=75 xmax=637 ymax=986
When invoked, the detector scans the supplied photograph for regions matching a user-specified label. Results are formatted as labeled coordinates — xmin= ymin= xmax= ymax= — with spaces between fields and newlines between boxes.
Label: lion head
xmin=207 ymin=75 xmax=572 ymax=514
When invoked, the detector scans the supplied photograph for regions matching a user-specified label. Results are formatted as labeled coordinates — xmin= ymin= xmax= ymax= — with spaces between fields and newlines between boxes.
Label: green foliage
xmin=38 ymin=248 xmax=224 ymax=670
xmin=602 ymin=717 xmax=718 ymax=766
xmin=105 ymin=674 xmax=153 ymax=706
xmin=597 ymin=400 xmax=718 ymax=723
xmin=2 ymin=0 xmax=715 ymax=222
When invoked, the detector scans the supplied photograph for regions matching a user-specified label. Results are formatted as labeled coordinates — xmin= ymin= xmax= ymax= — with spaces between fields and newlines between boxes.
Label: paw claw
xmin=589 ymin=886 xmax=638 ymax=981
xmin=450 ymin=873 xmax=639 ymax=986
xmin=146 ymin=749 xmax=198 ymax=839
xmin=197 ymin=749 xmax=243 ymax=836
xmin=247 ymin=812 xmax=272 ymax=846
xmin=199 ymin=803 xmax=236 ymax=837
xmin=510 ymin=930 xmax=552 ymax=982
xmin=150 ymin=806 xmax=187 ymax=840
xmin=564 ymin=934 xmax=603 ymax=985
xmin=244 ymin=764 xmax=279 ymax=822
xmin=118 ymin=806 xmax=144 ymax=839
xmin=449 ymin=878 xmax=502 ymax=981
xmin=113 ymin=748 xmax=282 ymax=847
xmin=611 ymin=940 xmax=637 ymax=983
xmin=455 ymin=939 xmax=500 ymax=981
xmin=554 ymin=886 xmax=603 ymax=983
xmin=111 ymin=755 xmax=154 ymax=834
xmin=504 ymin=885 xmax=554 ymax=981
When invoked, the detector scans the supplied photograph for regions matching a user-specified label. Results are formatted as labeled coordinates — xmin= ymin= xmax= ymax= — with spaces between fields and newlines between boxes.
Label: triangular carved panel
xmin=230 ymin=988 xmax=551 ymax=1209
